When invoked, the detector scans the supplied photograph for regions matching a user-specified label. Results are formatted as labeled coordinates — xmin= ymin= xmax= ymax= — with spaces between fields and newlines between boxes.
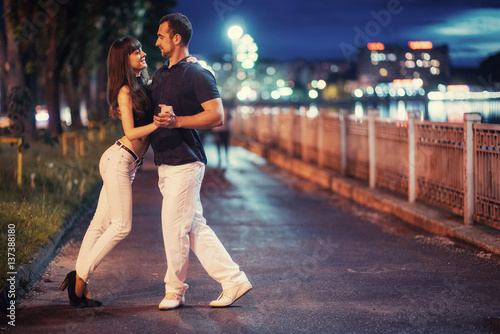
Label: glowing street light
xmin=228 ymin=25 xmax=243 ymax=40
xmin=227 ymin=26 xmax=259 ymax=71
xmin=227 ymin=25 xmax=260 ymax=99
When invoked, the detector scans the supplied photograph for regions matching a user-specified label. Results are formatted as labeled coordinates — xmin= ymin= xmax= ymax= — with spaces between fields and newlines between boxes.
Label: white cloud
xmin=431 ymin=9 xmax=500 ymax=37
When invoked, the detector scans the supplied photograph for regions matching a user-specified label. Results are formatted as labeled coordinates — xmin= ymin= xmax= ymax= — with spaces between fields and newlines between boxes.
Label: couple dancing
xmin=59 ymin=13 xmax=251 ymax=310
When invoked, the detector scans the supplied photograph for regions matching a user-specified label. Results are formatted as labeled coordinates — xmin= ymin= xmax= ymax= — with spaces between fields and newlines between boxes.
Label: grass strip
xmin=0 ymin=138 xmax=110 ymax=290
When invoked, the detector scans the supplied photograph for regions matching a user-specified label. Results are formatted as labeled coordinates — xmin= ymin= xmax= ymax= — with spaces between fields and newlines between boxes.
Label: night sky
xmin=173 ymin=0 xmax=500 ymax=68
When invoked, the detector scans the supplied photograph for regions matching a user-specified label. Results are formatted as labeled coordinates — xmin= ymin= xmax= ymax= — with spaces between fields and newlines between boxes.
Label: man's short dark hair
xmin=159 ymin=13 xmax=193 ymax=47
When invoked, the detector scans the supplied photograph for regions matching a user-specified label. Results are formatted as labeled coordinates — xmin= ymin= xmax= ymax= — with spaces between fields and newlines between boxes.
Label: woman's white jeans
xmin=158 ymin=161 xmax=248 ymax=295
xmin=75 ymin=143 xmax=142 ymax=282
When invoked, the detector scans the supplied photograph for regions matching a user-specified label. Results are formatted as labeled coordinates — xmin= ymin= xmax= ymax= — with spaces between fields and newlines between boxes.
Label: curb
xmin=233 ymin=136 xmax=500 ymax=257
xmin=14 ymin=189 xmax=99 ymax=300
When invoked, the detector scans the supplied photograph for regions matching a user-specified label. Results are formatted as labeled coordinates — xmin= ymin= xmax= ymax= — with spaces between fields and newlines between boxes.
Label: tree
xmin=142 ymin=0 xmax=179 ymax=69
xmin=6 ymin=86 xmax=32 ymax=137
xmin=1 ymin=0 xmax=177 ymax=136
xmin=1 ymin=0 xmax=37 ymax=139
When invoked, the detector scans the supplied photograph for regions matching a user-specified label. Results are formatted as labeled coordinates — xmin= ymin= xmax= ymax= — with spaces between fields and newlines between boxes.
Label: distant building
xmin=357 ymin=42 xmax=451 ymax=89
xmin=286 ymin=60 xmax=352 ymax=87
xmin=207 ymin=53 xmax=352 ymax=104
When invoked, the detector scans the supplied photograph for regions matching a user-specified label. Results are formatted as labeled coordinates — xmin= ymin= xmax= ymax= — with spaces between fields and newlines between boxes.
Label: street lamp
xmin=227 ymin=25 xmax=243 ymax=68
xmin=227 ymin=26 xmax=244 ymax=101
xmin=227 ymin=25 xmax=243 ymax=40
xmin=227 ymin=26 xmax=260 ymax=102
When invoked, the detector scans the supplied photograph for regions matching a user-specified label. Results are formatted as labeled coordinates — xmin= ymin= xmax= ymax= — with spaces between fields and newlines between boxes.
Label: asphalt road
xmin=3 ymin=141 xmax=500 ymax=334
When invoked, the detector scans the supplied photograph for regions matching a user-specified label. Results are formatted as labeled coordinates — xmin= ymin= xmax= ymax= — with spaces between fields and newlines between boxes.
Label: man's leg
xmin=157 ymin=162 xmax=203 ymax=308
xmin=187 ymin=164 xmax=252 ymax=306
xmin=190 ymin=192 xmax=249 ymax=291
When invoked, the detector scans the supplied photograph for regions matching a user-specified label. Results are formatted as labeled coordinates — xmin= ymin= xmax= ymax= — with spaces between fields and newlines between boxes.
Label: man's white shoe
xmin=210 ymin=281 xmax=252 ymax=307
xmin=159 ymin=292 xmax=185 ymax=310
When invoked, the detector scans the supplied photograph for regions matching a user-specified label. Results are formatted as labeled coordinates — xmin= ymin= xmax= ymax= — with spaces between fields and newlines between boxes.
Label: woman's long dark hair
xmin=106 ymin=36 xmax=150 ymax=119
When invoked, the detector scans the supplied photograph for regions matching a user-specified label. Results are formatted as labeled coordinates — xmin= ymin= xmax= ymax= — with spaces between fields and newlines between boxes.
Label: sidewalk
xmin=233 ymin=136 xmax=500 ymax=257
xmin=3 ymin=140 xmax=500 ymax=333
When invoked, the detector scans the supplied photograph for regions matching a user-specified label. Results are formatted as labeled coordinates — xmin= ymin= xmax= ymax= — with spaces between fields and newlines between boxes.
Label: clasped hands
xmin=154 ymin=104 xmax=177 ymax=128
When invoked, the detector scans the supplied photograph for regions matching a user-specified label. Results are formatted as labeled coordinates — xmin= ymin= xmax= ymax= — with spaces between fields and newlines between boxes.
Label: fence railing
xmin=61 ymin=120 xmax=119 ymax=157
xmin=0 ymin=121 xmax=119 ymax=187
xmin=232 ymin=105 xmax=500 ymax=230
xmin=474 ymin=123 xmax=500 ymax=229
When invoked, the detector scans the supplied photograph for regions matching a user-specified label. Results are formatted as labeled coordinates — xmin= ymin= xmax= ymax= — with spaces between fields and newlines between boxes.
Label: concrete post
xmin=287 ymin=107 xmax=294 ymax=157
xmin=300 ymin=106 xmax=307 ymax=162
xmin=463 ymin=112 xmax=481 ymax=225
xmin=368 ymin=109 xmax=379 ymax=189
xmin=317 ymin=110 xmax=325 ymax=168
xmin=256 ymin=107 xmax=262 ymax=142
xmin=407 ymin=111 xmax=417 ymax=203
xmin=339 ymin=109 xmax=348 ymax=176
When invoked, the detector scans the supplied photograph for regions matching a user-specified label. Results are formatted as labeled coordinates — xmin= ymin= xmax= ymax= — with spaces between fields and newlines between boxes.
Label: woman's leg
xmin=74 ymin=186 xmax=111 ymax=297
xmin=75 ymin=147 xmax=136 ymax=286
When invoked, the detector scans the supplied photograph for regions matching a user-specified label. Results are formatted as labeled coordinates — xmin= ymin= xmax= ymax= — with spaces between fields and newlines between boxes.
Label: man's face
xmin=156 ymin=22 xmax=175 ymax=59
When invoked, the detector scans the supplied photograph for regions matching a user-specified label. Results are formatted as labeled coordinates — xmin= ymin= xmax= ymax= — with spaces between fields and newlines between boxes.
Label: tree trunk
xmin=3 ymin=0 xmax=24 ymax=91
xmin=97 ymin=61 xmax=109 ymax=120
xmin=0 ymin=9 xmax=7 ymax=115
xmin=45 ymin=16 xmax=62 ymax=135
xmin=3 ymin=0 xmax=33 ymax=139
xmin=67 ymin=64 xmax=84 ymax=129
xmin=83 ymin=73 xmax=96 ymax=122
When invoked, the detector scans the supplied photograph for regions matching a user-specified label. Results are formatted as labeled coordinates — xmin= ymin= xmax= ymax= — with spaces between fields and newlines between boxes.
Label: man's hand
xmin=154 ymin=104 xmax=178 ymax=128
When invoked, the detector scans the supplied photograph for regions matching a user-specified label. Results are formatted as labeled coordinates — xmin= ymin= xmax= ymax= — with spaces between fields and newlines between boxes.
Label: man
xmin=151 ymin=13 xmax=252 ymax=310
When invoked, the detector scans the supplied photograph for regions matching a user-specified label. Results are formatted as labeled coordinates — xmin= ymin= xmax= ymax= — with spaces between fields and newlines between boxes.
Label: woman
xmin=59 ymin=36 xmax=157 ymax=308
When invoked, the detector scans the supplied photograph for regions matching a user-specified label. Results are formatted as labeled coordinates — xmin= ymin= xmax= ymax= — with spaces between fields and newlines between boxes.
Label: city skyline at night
xmin=174 ymin=0 xmax=500 ymax=68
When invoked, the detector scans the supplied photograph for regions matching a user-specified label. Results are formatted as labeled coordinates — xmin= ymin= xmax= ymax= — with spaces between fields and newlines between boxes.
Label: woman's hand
xmin=186 ymin=54 xmax=198 ymax=63
xmin=154 ymin=104 xmax=178 ymax=128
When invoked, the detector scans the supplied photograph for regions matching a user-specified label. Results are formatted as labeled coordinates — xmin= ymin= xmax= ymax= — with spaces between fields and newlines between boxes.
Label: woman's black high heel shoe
xmin=60 ymin=271 xmax=86 ymax=308
xmin=60 ymin=271 xmax=102 ymax=308
xmin=82 ymin=295 xmax=103 ymax=307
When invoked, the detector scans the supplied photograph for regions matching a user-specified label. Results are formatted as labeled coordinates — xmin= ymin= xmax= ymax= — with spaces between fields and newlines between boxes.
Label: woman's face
xmin=129 ymin=48 xmax=147 ymax=76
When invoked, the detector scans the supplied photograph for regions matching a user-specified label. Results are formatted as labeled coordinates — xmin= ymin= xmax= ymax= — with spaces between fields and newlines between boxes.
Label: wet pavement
xmin=3 ymin=140 xmax=500 ymax=333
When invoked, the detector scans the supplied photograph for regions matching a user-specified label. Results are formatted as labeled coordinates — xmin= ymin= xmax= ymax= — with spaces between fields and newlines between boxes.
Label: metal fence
xmin=416 ymin=122 xmax=464 ymax=215
xmin=232 ymin=105 xmax=500 ymax=230
xmin=474 ymin=123 xmax=500 ymax=229
xmin=375 ymin=119 xmax=408 ymax=195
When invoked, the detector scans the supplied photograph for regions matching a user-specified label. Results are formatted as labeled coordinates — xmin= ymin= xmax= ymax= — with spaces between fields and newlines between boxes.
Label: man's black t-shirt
xmin=150 ymin=57 xmax=220 ymax=166
xmin=134 ymin=76 xmax=154 ymax=128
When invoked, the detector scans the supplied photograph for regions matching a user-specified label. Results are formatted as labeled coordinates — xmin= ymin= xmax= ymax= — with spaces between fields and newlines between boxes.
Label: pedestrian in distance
xmin=212 ymin=101 xmax=233 ymax=169
xmin=151 ymin=13 xmax=252 ymax=310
